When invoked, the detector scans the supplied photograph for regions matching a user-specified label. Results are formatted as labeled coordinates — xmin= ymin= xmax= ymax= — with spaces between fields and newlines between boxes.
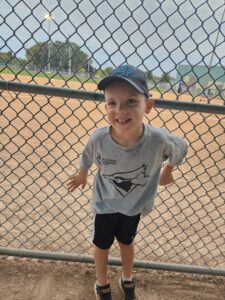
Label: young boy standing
xmin=67 ymin=65 xmax=188 ymax=300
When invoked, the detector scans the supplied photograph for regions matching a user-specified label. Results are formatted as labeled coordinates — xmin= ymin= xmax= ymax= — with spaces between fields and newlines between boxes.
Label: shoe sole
xmin=94 ymin=283 xmax=99 ymax=300
xmin=118 ymin=278 xmax=139 ymax=300
xmin=118 ymin=277 xmax=125 ymax=298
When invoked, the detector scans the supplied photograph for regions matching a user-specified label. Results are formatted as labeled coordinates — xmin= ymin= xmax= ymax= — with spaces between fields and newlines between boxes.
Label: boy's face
xmin=104 ymin=81 xmax=153 ymax=142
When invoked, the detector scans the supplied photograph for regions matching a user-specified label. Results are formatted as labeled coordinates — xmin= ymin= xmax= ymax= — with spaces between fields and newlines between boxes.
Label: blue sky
xmin=0 ymin=0 xmax=224 ymax=76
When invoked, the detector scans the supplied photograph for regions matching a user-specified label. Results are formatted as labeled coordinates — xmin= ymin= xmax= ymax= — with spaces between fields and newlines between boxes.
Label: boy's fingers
xmin=67 ymin=182 xmax=75 ymax=189
xmin=67 ymin=178 xmax=87 ymax=191
xmin=68 ymin=185 xmax=77 ymax=192
xmin=66 ymin=179 xmax=74 ymax=186
xmin=67 ymin=181 xmax=78 ymax=191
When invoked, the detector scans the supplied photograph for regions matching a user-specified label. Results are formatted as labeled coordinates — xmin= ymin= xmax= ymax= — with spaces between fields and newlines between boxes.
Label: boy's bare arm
xmin=159 ymin=164 xmax=174 ymax=186
xmin=67 ymin=169 xmax=88 ymax=192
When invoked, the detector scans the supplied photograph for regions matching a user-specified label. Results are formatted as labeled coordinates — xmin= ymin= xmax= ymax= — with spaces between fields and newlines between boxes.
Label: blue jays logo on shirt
xmin=103 ymin=164 xmax=149 ymax=197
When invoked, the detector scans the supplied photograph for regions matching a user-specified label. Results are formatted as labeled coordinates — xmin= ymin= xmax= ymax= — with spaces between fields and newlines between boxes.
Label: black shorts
xmin=92 ymin=212 xmax=140 ymax=249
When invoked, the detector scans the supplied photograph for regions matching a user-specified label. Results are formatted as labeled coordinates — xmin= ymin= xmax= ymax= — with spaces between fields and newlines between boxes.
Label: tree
xmin=0 ymin=51 xmax=14 ymax=63
xmin=26 ymin=42 xmax=48 ymax=67
xmin=104 ymin=67 xmax=113 ymax=76
xmin=96 ymin=67 xmax=113 ymax=78
xmin=145 ymin=70 xmax=153 ymax=81
xmin=96 ymin=69 xmax=105 ymax=78
xmin=160 ymin=72 xmax=173 ymax=83
xmin=11 ymin=57 xmax=27 ymax=66
xmin=26 ymin=41 xmax=91 ymax=72
xmin=51 ymin=41 xmax=91 ymax=71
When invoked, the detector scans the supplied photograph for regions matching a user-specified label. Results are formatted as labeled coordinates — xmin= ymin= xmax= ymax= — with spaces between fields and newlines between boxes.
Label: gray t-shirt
xmin=80 ymin=124 xmax=188 ymax=217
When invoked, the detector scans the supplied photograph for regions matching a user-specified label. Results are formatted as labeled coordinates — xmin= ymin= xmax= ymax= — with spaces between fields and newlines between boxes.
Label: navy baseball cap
xmin=98 ymin=64 xmax=149 ymax=98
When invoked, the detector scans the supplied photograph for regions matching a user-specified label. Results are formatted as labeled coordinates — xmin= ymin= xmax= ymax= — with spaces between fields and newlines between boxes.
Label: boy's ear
xmin=145 ymin=97 xmax=154 ymax=114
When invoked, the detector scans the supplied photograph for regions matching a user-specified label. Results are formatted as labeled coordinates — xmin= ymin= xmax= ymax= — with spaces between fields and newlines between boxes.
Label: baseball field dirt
xmin=0 ymin=257 xmax=225 ymax=300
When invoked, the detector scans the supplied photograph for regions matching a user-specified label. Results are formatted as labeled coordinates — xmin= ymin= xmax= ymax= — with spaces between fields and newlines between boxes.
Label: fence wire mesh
xmin=0 ymin=0 xmax=225 ymax=270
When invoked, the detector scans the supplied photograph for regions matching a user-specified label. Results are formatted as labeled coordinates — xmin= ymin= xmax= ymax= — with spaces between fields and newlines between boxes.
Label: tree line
xmin=0 ymin=41 xmax=92 ymax=72
xmin=0 ymin=41 xmax=174 ymax=82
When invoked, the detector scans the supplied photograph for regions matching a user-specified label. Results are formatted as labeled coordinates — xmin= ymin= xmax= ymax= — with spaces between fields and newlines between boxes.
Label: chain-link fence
xmin=0 ymin=0 xmax=225 ymax=274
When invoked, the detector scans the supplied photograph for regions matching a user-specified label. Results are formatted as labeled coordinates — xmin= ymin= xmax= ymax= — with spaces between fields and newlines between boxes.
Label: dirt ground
xmin=0 ymin=257 xmax=225 ymax=300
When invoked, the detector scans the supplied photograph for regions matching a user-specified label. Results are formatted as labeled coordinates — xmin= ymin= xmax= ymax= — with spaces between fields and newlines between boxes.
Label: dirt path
xmin=0 ymin=258 xmax=225 ymax=300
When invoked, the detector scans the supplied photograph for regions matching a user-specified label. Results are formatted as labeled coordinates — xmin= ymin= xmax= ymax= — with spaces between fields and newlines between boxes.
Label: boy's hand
xmin=67 ymin=169 xmax=88 ymax=192
xmin=159 ymin=165 xmax=174 ymax=186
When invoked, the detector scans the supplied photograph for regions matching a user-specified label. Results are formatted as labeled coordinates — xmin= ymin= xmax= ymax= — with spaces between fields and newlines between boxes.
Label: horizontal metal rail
xmin=0 ymin=80 xmax=225 ymax=115
xmin=0 ymin=246 xmax=224 ymax=277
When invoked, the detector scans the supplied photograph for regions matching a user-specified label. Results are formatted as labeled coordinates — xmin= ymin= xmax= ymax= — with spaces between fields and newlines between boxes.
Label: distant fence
xmin=0 ymin=0 xmax=225 ymax=276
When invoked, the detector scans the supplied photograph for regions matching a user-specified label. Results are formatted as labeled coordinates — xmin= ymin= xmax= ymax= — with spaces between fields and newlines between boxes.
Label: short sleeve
xmin=79 ymin=135 xmax=94 ymax=170
xmin=163 ymin=133 xmax=188 ymax=166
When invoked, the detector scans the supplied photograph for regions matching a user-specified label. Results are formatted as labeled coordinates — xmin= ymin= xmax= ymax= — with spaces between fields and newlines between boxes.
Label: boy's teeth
xmin=118 ymin=119 xmax=127 ymax=123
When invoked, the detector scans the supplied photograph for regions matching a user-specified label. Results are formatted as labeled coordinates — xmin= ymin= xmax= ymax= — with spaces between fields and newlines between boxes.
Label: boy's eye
xmin=107 ymin=101 xmax=116 ymax=107
xmin=128 ymin=99 xmax=138 ymax=105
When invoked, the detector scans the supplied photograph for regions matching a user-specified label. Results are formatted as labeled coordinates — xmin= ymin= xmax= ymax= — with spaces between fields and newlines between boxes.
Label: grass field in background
xmin=0 ymin=66 xmax=96 ymax=83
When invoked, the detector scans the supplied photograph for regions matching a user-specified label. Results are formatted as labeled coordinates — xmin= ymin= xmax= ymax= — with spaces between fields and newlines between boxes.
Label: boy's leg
xmin=92 ymin=214 xmax=115 ymax=299
xmin=116 ymin=214 xmax=140 ymax=299
xmin=94 ymin=245 xmax=110 ymax=286
xmin=118 ymin=241 xmax=134 ymax=279
xmin=92 ymin=213 xmax=116 ymax=286
xmin=118 ymin=241 xmax=138 ymax=299
xmin=116 ymin=213 xmax=140 ymax=279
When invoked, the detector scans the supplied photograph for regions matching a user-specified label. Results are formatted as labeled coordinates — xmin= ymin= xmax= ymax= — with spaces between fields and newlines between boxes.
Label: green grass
xmin=0 ymin=66 xmax=97 ymax=84
xmin=0 ymin=66 xmax=163 ymax=92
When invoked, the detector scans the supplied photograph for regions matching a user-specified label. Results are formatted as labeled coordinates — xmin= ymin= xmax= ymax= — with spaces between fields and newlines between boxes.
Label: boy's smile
xmin=116 ymin=118 xmax=131 ymax=125
xmin=104 ymin=81 xmax=153 ymax=146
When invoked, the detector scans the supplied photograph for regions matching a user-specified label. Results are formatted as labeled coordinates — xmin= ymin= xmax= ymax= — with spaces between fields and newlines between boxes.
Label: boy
xmin=67 ymin=65 xmax=188 ymax=300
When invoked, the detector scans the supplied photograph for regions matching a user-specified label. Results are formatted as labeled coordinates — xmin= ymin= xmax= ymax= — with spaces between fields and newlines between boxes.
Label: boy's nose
xmin=116 ymin=102 xmax=127 ymax=112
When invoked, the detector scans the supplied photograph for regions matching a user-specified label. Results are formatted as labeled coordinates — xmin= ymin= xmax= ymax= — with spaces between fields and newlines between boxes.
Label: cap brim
xmin=98 ymin=75 xmax=148 ymax=96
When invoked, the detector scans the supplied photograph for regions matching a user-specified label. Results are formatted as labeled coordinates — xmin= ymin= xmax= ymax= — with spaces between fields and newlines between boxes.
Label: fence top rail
xmin=0 ymin=79 xmax=225 ymax=115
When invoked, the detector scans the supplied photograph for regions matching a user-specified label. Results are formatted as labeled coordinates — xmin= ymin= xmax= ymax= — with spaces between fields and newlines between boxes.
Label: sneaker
xmin=118 ymin=277 xmax=138 ymax=300
xmin=94 ymin=283 xmax=112 ymax=300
